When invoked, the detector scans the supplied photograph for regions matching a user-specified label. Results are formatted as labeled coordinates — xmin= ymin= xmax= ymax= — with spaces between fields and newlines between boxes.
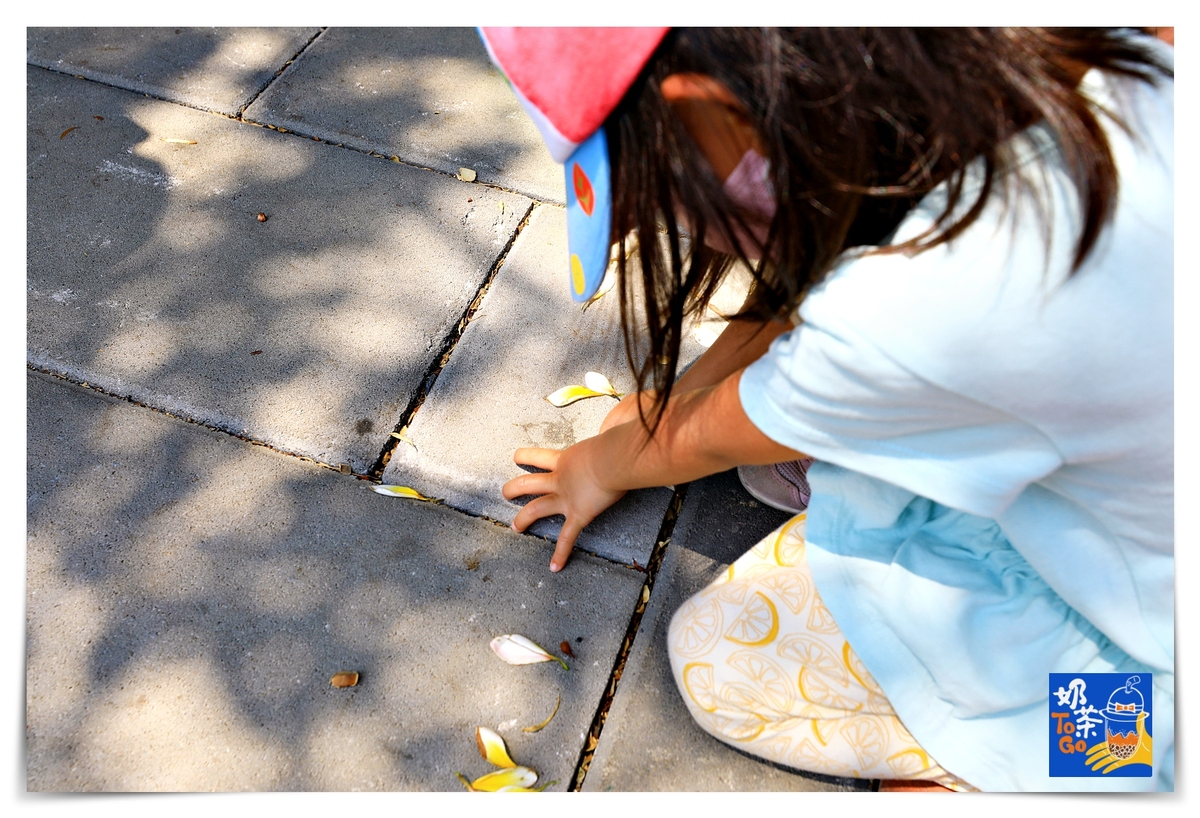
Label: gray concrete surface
xmin=382 ymin=205 xmax=679 ymax=567
xmin=26 ymin=28 xmax=861 ymax=793
xmin=245 ymin=28 xmax=565 ymax=204
xmin=27 ymin=27 xmax=321 ymax=116
xmin=27 ymin=372 xmax=642 ymax=791
xmin=671 ymin=468 xmax=796 ymax=567
xmin=582 ymin=544 xmax=863 ymax=792
xmin=28 ymin=65 xmax=529 ymax=474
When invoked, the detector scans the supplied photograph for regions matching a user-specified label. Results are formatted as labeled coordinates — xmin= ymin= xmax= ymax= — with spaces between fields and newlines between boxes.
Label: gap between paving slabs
xmin=24 ymin=365 xmax=348 ymax=475
xmin=30 ymin=45 xmax=778 ymax=790
xmin=32 ymin=39 xmax=544 ymax=236
xmin=367 ymin=201 xmax=536 ymax=481
xmin=30 ymin=56 xmax=634 ymax=538
xmin=236 ymin=28 xmax=328 ymax=118
xmin=567 ymin=486 xmax=687 ymax=790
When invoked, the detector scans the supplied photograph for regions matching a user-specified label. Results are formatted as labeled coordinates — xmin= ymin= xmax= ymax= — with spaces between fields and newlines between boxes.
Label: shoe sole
xmin=736 ymin=466 xmax=806 ymax=515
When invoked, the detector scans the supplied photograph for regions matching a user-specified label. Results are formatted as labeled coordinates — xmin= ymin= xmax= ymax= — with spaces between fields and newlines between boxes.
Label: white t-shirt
xmin=739 ymin=50 xmax=1173 ymax=791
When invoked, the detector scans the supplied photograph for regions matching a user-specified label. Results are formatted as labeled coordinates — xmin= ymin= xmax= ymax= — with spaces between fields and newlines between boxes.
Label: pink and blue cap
xmin=478 ymin=28 xmax=670 ymax=301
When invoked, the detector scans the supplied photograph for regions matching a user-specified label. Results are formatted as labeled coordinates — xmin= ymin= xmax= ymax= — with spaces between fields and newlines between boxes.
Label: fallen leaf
xmin=390 ymin=426 xmax=418 ymax=452
xmin=330 ymin=671 xmax=359 ymax=688
xmin=490 ymin=634 xmax=569 ymax=671
xmin=523 ymin=694 xmax=561 ymax=733
xmin=93 ymin=115 xmax=104 ymax=121
xmin=476 ymin=726 xmax=518 ymax=768
xmin=373 ymin=484 xmax=439 ymax=502
xmin=59 ymin=127 xmax=78 ymax=139
xmin=642 ymin=585 xmax=651 ymax=603
xmin=257 ymin=213 xmax=268 ymax=222
xmin=250 ymin=350 xmax=263 ymax=356
xmin=457 ymin=167 xmax=477 ymax=182
xmin=559 ymin=641 xmax=575 ymax=658
xmin=390 ymin=155 xmax=400 ymax=162
xmin=161 ymin=137 xmax=197 ymax=145
xmin=470 ymin=766 xmax=538 ymax=792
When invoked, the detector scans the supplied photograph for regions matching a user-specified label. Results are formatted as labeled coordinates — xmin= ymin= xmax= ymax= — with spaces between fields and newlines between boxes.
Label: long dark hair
xmin=604 ymin=28 xmax=1171 ymax=432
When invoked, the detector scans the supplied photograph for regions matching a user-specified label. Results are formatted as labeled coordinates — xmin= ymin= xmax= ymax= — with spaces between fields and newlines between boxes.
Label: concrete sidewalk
xmin=26 ymin=27 xmax=867 ymax=793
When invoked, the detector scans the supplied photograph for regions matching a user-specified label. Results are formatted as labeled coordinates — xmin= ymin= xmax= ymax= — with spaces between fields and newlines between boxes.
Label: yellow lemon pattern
xmin=671 ymin=597 xmax=724 ymax=660
xmin=758 ymin=569 xmax=811 ymax=615
xmin=724 ymin=592 xmax=780 ymax=647
xmin=667 ymin=513 xmax=975 ymax=791
xmin=682 ymin=662 xmax=719 ymax=713
xmin=773 ymin=513 xmax=807 ymax=566
xmin=778 ymin=634 xmax=849 ymax=687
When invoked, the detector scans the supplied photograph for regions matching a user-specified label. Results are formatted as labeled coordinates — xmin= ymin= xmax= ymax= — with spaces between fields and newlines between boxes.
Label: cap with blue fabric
xmin=478 ymin=27 xmax=670 ymax=301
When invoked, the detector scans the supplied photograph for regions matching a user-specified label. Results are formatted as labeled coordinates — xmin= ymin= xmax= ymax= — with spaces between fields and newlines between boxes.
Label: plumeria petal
xmin=583 ymin=371 xmax=619 ymax=396
xmin=545 ymin=384 xmax=607 ymax=407
xmin=372 ymin=484 xmax=438 ymax=502
xmin=476 ymin=726 xmax=518 ymax=768
xmin=490 ymin=635 xmax=569 ymax=670
xmin=470 ymin=766 xmax=538 ymax=792
xmin=497 ymin=780 xmax=557 ymax=792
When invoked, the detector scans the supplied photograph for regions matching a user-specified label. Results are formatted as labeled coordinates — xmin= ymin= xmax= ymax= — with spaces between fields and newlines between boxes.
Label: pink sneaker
xmin=736 ymin=459 xmax=814 ymax=513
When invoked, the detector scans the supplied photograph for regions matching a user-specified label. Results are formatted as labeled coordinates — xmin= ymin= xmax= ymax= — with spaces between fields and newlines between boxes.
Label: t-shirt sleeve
xmin=739 ymin=317 xmax=1063 ymax=519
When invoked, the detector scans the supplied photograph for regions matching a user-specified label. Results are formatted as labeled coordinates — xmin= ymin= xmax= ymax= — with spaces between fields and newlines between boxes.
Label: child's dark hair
xmin=604 ymin=28 xmax=1171 ymax=432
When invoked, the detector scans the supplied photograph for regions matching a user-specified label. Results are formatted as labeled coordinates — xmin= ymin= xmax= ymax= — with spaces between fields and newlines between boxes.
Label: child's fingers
xmin=513 ymin=447 xmax=561 ymax=470
xmin=501 ymin=471 xmax=556 ymax=500
xmin=512 ymin=494 xmax=561 ymax=533
xmin=550 ymin=519 xmax=585 ymax=572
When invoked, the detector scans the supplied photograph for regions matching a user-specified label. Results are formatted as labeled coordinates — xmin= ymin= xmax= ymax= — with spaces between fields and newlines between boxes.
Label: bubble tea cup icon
xmin=1102 ymin=676 xmax=1145 ymax=760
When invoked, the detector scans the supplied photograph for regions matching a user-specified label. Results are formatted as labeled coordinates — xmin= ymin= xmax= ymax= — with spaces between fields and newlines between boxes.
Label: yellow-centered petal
xmin=470 ymin=766 xmax=538 ymax=791
xmin=497 ymin=780 xmax=557 ymax=792
xmin=372 ymin=484 xmax=438 ymax=502
xmin=476 ymin=726 xmax=518 ymax=768
xmin=545 ymin=384 xmax=608 ymax=407
xmin=583 ymin=371 xmax=619 ymax=397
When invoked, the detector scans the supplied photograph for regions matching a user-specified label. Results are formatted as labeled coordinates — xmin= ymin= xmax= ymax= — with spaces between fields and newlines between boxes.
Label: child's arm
xmin=502 ymin=367 xmax=805 ymax=572
xmin=600 ymin=300 xmax=794 ymax=433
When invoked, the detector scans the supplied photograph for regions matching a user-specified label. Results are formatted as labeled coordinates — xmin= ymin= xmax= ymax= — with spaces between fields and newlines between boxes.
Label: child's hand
xmin=502 ymin=439 xmax=628 ymax=573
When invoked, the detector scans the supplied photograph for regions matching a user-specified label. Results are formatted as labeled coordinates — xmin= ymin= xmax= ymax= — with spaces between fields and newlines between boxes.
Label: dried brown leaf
xmin=330 ymin=671 xmax=359 ymax=688
xmin=59 ymin=127 xmax=78 ymax=139
xmin=522 ymin=694 xmax=561 ymax=733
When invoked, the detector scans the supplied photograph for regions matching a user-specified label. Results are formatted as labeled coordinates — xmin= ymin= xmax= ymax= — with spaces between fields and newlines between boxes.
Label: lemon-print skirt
xmin=667 ymin=512 xmax=975 ymax=790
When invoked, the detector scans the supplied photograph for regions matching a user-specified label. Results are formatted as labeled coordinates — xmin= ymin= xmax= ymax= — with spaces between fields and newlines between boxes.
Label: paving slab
xmin=26 ymin=372 xmax=643 ymax=791
xmin=27 ymin=27 xmax=321 ymax=117
xmin=580 ymin=471 xmax=861 ymax=791
xmin=582 ymin=545 xmax=862 ymax=791
xmin=670 ymin=467 xmax=796 ymax=566
xmin=244 ymin=27 xmax=564 ymax=204
xmin=381 ymin=205 xmax=715 ymax=567
xmin=27 ymin=66 xmax=530 ymax=474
